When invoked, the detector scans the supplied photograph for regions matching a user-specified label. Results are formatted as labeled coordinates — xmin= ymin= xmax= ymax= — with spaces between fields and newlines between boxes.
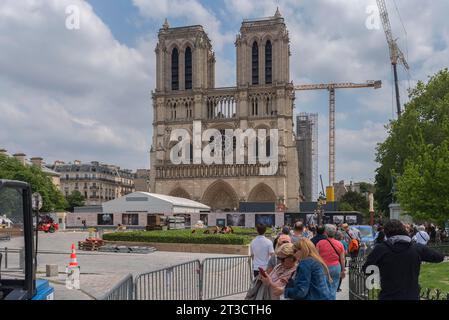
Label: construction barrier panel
xmin=134 ymin=260 xmax=201 ymax=300
xmin=100 ymin=274 xmax=134 ymax=300
xmin=134 ymin=256 xmax=253 ymax=300
xmin=201 ymin=256 xmax=252 ymax=300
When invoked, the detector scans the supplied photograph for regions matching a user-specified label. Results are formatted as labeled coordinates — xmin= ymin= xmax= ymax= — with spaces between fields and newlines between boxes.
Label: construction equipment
xmin=377 ymin=0 xmax=410 ymax=118
xmin=0 ymin=180 xmax=54 ymax=300
xmin=295 ymin=81 xmax=382 ymax=187
xmin=37 ymin=214 xmax=59 ymax=233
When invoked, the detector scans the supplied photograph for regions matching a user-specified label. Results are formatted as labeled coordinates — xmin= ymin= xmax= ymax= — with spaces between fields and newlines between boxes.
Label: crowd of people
xmin=248 ymin=221 xmax=361 ymax=300
xmin=247 ymin=219 xmax=446 ymax=301
xmin=374 ymin=222 xmax=448 ymax=246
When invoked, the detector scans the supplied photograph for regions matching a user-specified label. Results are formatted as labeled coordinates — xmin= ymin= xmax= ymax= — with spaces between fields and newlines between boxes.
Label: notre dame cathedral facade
xmin=149 ymin=9 xmax=301 ymax=212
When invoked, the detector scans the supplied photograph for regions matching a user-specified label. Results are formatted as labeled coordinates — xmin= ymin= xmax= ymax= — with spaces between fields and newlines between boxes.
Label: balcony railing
xmin=155 ymin=163 xmax=284 ymax=179
xmin=160 ymin=87 xmax=281 ymax=123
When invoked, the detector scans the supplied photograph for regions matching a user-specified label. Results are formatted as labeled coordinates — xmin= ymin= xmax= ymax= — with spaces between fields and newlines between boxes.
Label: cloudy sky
xmin=1 ymin=0 xmax=448 ymax=191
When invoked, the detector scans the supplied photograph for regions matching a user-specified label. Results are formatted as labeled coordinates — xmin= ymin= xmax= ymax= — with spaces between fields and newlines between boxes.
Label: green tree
xmin=0 ymin=155 xmax=67 ymax=212
xmin=358 ymin=182 xmax=375 ymax=194
xmin=66 ymin=190 xmax=86 ymax=212
xmin=340 ymin=191 xmax=369 ymax=214
xmin=339 ymin=202 xmax=354 ymax=212
xmin=397 ymin=138 xmax=449 ymax=225
xmin=375 ymin=68 xmax=449 ymax=214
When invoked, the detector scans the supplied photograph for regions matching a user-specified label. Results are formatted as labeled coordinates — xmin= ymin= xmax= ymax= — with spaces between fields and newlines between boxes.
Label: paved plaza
xmin=1 ymin=231 xmax=349 ymax=300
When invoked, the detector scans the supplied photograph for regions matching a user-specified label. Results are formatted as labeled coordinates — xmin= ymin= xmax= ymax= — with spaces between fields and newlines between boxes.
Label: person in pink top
xmin=316 ymin=224 xmax=346 ymax=299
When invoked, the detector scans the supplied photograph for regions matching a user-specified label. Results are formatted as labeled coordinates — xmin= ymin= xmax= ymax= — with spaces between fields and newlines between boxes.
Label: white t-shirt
xmin=413 ymin=231 xmax=430 ymax=245
xmin=250 ymin=235 xmax=275 ymax=271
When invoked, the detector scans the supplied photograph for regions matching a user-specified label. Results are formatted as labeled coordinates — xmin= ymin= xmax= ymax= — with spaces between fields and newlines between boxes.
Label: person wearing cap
xmin=267 ymin=234 xmax=291 ymax=273
xmin=260 ymin=243 xmax=298 ymax=300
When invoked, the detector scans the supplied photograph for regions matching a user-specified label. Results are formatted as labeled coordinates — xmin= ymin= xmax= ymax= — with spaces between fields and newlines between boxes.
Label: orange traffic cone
xmin=69 ymin=243 xmax=78 ymax=267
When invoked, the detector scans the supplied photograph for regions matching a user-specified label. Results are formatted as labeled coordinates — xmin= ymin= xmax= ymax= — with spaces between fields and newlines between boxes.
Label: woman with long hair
xmin=283 ymin=238 xmax=333 ymax=300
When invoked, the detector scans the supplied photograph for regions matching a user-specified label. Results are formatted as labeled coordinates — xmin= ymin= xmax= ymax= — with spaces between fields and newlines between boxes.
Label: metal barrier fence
xmin=348 ymin=257 xmax=377 ymax=300
xmin=201 ymin=256 xmax=252 ymax=300
xmin=0 ymin=247 xmax=23 ymax=270
xmin=134 ymin=260 xmax=201 ymax=300
xmin=100 ymin=274 xmax=134 ymax=300
xmin=428 ymin=244 xmax=449 ymax=256
xmin=134 ymin=256 xmax=252 ymax=300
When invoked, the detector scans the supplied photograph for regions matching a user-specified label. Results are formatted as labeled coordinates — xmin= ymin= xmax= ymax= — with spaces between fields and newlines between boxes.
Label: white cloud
xmin=0 ymin=0 xmax=152 ymax=169
xmin=1 ymin=0 xmax=448 ymax=184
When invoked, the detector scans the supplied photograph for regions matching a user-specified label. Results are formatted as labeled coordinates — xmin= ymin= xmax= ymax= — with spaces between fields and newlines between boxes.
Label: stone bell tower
xmin=149 ymin=10 xmax=300 ymax=213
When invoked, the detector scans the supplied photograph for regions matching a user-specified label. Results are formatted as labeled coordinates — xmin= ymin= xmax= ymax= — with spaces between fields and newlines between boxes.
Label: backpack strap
xmin=326 ymin=239 xmax=343 ymax=267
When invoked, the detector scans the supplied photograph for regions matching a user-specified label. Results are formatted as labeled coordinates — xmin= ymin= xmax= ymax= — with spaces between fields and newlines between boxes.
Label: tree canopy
xmin=0 ymin=155 xmax=67 ymax=212
xmin=375 ymin=68 xmax=449 ymax=223
xmin=340 ymin=191 xmax=369 ymax=214
xmin=66 ymin=190 xmax=86 ymax=212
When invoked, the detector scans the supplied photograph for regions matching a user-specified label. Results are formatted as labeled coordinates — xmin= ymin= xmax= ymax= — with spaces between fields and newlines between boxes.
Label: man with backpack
xmin=341 ymin=223 xmax=361 ymax=259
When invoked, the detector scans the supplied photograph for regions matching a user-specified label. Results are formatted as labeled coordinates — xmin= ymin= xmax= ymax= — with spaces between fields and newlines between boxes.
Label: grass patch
xmin=103 ymin=228 xmax=259 ymax=245
xmin=420 ymin=262 xmax=449 ymax=292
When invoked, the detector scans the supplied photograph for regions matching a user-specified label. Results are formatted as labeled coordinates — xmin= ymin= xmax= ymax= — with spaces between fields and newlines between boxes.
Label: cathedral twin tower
xmin=149 ymin=9 xmax=300 ymax=212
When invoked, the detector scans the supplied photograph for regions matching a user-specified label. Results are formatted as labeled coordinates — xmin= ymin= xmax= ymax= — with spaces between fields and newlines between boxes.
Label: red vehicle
xmin=37 ymin=215 xmax=59 ymax=233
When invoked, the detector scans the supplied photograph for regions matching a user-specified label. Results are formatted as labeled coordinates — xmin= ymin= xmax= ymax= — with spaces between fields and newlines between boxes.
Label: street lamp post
xmin=317 ymin=196 xmax=327 ymax=226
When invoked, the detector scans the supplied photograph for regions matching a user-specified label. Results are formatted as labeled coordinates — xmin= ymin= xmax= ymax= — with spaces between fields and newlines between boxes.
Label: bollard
xmin=46 ymin=264 xmax=59 ymax=277
xmin=65 ymin=266 xmax=81 ymax=290
xmin=4 ymin=247 xmax=7 ymax=269
xmin=19 ymin=247 xmax=25 ymax=272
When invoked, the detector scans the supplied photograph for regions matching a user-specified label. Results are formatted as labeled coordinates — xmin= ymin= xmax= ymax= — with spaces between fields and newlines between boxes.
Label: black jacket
xmin=362 ymin=237 xmax=444 ymax=300
xmin=311 ymin=234 xmax=327 ymax=246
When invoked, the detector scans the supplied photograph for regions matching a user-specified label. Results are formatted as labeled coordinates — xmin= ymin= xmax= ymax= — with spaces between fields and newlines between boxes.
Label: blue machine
xmin=32 ymin=280 xmax=55 ymax=300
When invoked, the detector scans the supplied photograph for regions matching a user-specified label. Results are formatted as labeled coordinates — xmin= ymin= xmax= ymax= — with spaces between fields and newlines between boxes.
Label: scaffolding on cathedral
xmin=296 ymin=113 xmax=318 ymax=202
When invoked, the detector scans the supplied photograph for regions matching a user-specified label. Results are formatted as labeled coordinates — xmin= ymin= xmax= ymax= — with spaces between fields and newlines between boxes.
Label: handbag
xmin=245 ymin=276 xmax=263 ymax=300
xmin=244 ymin=275 xmax=276 ymax=300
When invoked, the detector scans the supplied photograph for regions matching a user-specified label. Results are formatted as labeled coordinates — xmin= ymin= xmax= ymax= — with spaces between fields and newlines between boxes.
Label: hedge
xmin=103 ymin=229 xmax=253 ymax=245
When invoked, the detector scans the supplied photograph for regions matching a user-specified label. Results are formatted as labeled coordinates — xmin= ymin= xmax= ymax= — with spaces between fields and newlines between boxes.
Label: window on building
xmin=252 ymin=41 xmax=259 ymax=85
xmin=122 ymin=214 xmax=139 ymax=226
xmin=185 ymin=47 xmax=192 ymax=90
xmin=266 ymin=137 xmax=271 ymax=157
xmin=171 ymin=48 xmax=179 ymax=90
xmin=265 ymin=40 xmax=272 ymax=84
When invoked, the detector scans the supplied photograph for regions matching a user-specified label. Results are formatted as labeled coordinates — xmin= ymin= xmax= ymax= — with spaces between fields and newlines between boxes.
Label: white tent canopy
xmin=102 ymin=192 xmax=210 ymax=214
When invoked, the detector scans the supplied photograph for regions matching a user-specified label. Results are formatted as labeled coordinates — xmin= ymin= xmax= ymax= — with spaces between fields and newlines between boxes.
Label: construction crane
xmin=377 ymin=0 xmax=410 ymax=118
xmin=295 ymin=80 xmax=382 ymax=188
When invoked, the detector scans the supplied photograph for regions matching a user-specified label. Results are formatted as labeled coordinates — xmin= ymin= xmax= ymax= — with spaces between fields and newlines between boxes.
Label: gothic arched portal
xmin=247 ymin=183 xmax=277 ymax=202
xmin=201 ymin=180 xmax=239 ymax=211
